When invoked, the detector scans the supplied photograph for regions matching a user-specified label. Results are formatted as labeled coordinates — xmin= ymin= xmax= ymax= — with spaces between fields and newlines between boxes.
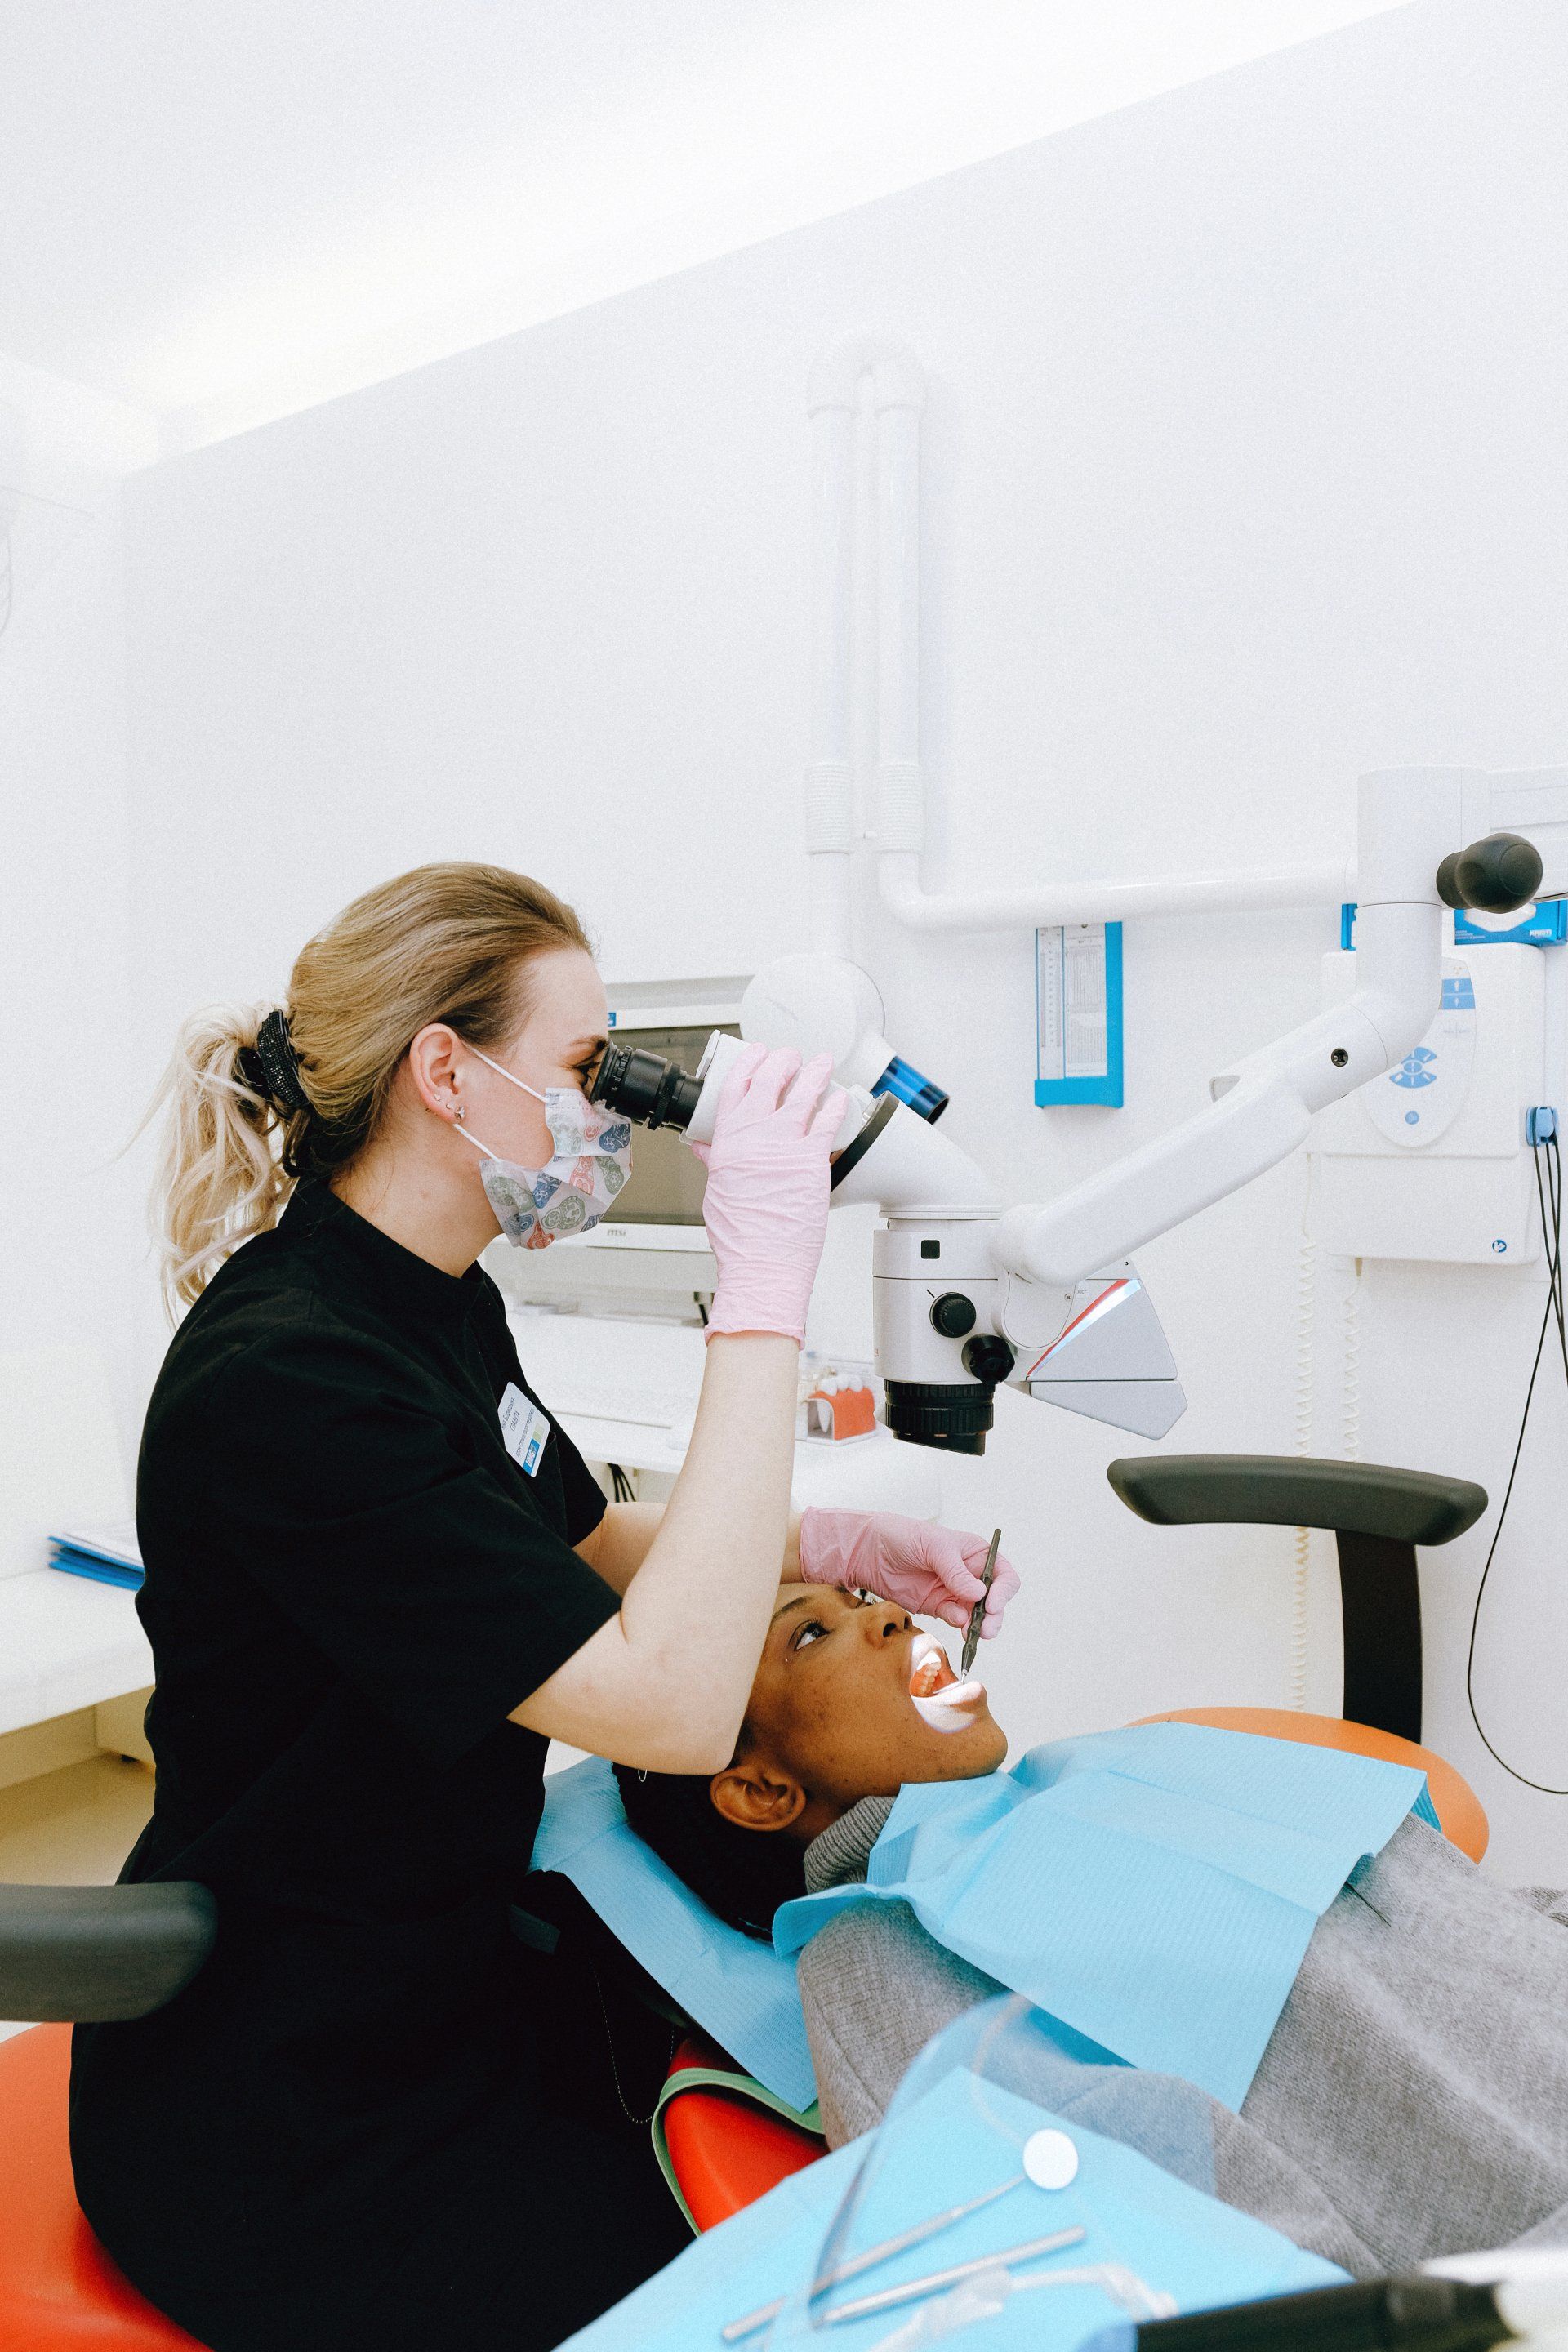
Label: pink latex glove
xmin=692 ymin=1043 xmax=846 ymax=1344
xmin=797 ymin=1508 xmax=1020 ymax=1640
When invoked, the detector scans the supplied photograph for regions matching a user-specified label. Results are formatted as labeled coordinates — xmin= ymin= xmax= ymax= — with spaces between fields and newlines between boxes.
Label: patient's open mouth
xmin=907 ymin=1633 xmax=984 ymax=1731
xmin=908 ymin=1637 xmax=952 ymax=1699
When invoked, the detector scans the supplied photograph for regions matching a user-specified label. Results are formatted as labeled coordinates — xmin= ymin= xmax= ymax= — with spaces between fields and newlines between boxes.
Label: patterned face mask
xmin=455 ymin=1045 xmax=633 ymax=1250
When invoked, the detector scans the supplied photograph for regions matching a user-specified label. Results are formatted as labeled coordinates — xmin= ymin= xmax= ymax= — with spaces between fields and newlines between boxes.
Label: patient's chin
xmin=912 ymin=1714 xmax=1009 ymax=1781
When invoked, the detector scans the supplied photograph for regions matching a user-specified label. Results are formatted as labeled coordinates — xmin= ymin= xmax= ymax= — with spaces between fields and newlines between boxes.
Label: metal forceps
xmin=959 ymin=1528 xmax=1001 ymax=1681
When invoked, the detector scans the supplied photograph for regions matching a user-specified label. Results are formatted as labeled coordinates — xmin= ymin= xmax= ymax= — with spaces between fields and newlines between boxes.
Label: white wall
xmin=0 ymin=356 xmax=156 ymax=1470
xmin=116 ymin=0 xmax=1568 ymax=1878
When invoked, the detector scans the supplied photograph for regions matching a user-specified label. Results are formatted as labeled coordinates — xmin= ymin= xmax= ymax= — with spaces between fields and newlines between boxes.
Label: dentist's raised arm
xmin=513 ymin=1045 xmax=845 ymax=1771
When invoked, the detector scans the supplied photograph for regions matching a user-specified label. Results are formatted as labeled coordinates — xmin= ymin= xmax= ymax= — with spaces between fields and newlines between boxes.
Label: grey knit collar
xmin=803 ymin=1794 xmax=897 ymax=1893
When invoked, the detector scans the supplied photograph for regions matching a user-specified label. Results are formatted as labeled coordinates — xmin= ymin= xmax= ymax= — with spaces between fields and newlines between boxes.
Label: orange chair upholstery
xmin=0 ymin=2020 xmax=207 ymax=2349
xmin=1138 ymin=1705 xmax=1488 ymax=1861
xmin=659 ymin=2035 xmax=825 ymax=2234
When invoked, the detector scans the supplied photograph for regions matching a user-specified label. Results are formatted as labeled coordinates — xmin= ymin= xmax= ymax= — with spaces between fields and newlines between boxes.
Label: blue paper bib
xmin=534 ymin=1725 xmax=1434 ymax=2114
xmin=775 ymin=1723 xmax=1434 ymax=2110
xmin=532 ymin=1755 xmax=819 ymax=2108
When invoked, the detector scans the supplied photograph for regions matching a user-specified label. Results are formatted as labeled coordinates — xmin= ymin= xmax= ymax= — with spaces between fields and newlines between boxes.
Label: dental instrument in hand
xmin=721 ymin=2127 xmax=1080 ymax=2342
xmin=959 ymin=1527 xmax=1001 ymax=1680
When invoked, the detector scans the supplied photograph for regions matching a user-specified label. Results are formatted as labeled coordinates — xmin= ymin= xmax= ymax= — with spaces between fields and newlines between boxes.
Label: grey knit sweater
xmin=794 ymin=1798 xmax=1568 ymax=2277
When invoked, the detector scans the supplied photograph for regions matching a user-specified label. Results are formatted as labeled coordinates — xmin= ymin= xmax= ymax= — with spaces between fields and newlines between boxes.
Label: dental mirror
xmin=1022 ymin=2128 xmax=1080 ymax=2190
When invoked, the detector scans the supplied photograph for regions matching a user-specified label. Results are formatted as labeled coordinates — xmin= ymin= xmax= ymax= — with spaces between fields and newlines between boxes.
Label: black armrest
xmin=1106 ymin=1454 xmax=1489 ymax=1744
xmin=0 ymin=1882 xmax=216 ymax=2023
xmin=1107 ymin=1455 xmax=1486 ymax=1548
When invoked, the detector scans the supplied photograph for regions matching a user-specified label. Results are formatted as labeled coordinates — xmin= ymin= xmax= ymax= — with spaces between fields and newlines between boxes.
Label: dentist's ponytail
xmin=149 ymin=862 xmax=590 ymax=1316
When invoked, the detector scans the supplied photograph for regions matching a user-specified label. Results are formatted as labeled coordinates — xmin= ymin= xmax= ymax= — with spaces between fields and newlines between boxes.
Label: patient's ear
xmin=710 ymin=1755 xmax=807 ymax=1836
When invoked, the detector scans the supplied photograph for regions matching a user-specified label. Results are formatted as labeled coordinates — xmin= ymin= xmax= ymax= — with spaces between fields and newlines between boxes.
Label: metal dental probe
xmin=719 ymin=2138 xmax=1077 ymax=2344
xmin=960 ymin=1527 xmax=1002 ymax=1681
xmin=818 ymin=2225 xmax=1088 ymax=2328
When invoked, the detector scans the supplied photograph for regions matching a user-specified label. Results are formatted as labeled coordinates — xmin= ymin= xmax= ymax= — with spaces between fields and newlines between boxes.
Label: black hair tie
xmin=239 ymin=1008 xmax=310 ymax=1114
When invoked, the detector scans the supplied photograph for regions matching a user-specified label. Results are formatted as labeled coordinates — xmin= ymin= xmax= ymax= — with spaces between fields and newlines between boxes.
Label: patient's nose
xmin=867 ymin=1603 xmax=909 ymax=1642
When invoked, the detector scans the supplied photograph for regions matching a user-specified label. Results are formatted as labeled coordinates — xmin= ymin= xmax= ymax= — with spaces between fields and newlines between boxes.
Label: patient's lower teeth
xmin=911 ymin=1684 xmax=982 ymax=1733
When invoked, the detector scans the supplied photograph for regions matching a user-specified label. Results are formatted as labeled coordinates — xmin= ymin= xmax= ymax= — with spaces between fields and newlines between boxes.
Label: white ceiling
xmin=2 ymin=0 xmax=1412 ymax=451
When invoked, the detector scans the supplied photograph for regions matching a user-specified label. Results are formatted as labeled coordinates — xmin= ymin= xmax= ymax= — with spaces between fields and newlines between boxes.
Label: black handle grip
xmin=1116 ymin=2277 xmax=1508 ymax=2352
xmin=1436 ymin=831 xmax=1544 ymax=914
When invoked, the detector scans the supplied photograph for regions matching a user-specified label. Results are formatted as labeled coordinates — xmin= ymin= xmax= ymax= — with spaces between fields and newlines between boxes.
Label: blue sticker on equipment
xmin=1389 ymin=1048 xmax=1438 ymax=1089
xmin=1343 ymin=901 xmax=1567 ymax=948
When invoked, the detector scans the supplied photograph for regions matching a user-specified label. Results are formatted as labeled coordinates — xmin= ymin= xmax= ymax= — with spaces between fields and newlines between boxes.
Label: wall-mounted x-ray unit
xmin=1307 ymin=941 xmax=1547 ymax=1263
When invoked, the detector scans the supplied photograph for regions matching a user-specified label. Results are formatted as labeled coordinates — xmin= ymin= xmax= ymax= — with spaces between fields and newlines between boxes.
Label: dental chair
xmin=1111 ymin=1451 xmax=1490 ymax=1861
xmin=0 ymin=1454 xmax=1492 ymax=2341
xmin=650 ymin=1453 xmax=1493 ymax=2230
xmin=0 ymin=1883 xmax=215 ymax=2348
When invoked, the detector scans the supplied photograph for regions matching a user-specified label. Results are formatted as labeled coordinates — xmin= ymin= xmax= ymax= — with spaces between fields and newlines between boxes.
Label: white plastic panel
xmin=1307 ymin=944 xmax=1546 ymax=1263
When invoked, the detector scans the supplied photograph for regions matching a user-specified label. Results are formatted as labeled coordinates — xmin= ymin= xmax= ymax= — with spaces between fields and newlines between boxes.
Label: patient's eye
xmin=791 ymin=1617 xmax=831 ymax=1651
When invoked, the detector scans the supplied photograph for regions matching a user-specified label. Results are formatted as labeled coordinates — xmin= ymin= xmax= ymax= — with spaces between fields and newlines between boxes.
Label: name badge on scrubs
xmin=498 ymin=1383 xmax=550 ymax=1477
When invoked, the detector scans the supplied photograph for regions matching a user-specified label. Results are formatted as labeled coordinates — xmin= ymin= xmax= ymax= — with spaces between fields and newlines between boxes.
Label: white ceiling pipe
xmin=817 ymin=338 xmax=1358 ymax=929
xmin=805 ymin=397 xmax=857 ymax=958
xmin=805 ymin=336 xmax=925 ymax=958
xmin=879 ymin=848 xmax=1356 ymax=930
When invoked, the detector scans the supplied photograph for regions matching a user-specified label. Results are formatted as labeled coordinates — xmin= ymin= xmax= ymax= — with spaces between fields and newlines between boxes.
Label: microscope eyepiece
xmin=589 ymin=1042 xmax=706 ymax=1132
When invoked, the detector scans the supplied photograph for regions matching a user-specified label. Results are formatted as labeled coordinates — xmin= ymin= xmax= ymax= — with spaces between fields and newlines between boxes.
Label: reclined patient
xmin=617 ymin=1584 xmax=1568 ymax=2278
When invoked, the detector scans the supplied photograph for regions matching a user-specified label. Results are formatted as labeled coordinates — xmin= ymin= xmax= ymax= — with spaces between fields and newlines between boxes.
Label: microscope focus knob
xmin=961 ymin=1334 xmax=1016 ymax=1384
xmin=929 ymin=1291 xmax=978 ymax=1338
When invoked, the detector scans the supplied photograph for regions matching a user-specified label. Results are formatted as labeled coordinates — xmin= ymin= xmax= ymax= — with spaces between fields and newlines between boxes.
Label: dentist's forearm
xmin=512 ymin=1335 xmax=800 ymax=1768
xmin=577 ymin=1497 xmax=804 ymax=1598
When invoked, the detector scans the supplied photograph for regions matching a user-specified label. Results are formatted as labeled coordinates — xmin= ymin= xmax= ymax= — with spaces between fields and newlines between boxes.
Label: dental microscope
xmin=590 ymin=770 xmax=1568 ymax=1458
xmin=589 ymin=956 xmax=1186 ymax=1455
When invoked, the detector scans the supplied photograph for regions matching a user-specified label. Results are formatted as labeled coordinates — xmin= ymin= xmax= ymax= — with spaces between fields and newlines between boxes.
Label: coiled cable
xmin=1465 ymin=1131 xmax=1568 ymax=1793
xmin=1289 ymin=1238 xmax=1316 ymax=1711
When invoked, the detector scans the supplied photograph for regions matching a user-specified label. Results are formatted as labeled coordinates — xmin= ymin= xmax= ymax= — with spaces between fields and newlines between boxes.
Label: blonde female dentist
xmin=69 ymin=862 xmax=1018 ymax=2352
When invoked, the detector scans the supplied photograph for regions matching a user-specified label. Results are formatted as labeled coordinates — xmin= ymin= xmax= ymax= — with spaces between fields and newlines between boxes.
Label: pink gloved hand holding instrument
xmin=693 ymin=1043 xmax=846 ymax=1344
xmin=696 ymin=1045 xmax=1018 ymax=1634
xmin=796 ymin=1508 xmax=1020 ymax=1640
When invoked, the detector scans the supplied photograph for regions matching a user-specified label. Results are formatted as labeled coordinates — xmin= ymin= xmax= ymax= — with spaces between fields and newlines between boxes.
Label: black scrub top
xmin=69 ymin=1181 xmax=633 ymax=2323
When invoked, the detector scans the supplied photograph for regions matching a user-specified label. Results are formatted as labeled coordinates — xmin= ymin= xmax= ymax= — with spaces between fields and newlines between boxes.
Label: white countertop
xmin=0 ymin=1570 xmax=153 ymax=1736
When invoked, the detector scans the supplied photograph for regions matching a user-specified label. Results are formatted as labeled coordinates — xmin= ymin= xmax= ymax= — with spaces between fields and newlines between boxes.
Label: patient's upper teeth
xmin=907 ymin=1634 xmax=948 ymax=1699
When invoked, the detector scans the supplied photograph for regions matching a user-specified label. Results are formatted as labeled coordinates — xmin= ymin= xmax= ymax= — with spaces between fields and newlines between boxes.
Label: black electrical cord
xmin=1465 ymin=1129 xmax=1568 ymax=1793
xmin=608 ymin=1463 xmax=635 ymax=1504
